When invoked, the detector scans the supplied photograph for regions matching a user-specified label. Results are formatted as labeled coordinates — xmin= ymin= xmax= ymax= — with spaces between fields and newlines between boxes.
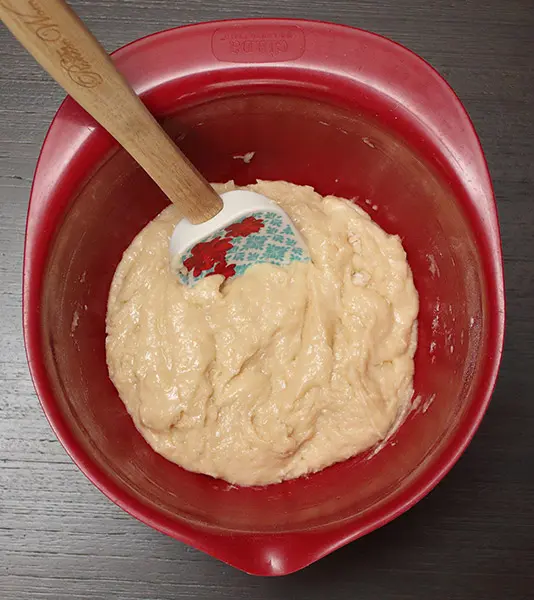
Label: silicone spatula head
xmin=170 ymin=189 xmax=310 ymax=286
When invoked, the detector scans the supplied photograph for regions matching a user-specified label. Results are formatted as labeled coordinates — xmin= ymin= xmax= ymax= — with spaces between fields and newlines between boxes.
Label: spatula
xmin=1 ymin=0 xmax=309 ymax=286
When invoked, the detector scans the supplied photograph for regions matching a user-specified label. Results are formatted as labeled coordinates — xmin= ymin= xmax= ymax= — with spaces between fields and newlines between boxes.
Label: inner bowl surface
xmin=24 ymin=20 xmax=504 ymax=575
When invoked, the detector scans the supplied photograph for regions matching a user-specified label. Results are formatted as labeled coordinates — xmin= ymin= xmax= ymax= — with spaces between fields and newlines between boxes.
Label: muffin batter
xmin=106 ymin=181 xmax=419 ymax=486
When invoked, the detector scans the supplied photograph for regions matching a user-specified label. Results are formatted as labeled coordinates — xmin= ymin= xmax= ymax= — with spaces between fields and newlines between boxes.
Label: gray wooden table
xmin=1 ymin=1 xmax=533 ymax=598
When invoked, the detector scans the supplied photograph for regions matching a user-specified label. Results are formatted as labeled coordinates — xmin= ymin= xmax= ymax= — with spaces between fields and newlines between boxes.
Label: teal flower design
xmin=243 ymin=235 xmax=265 ymax=250
xmin=229 ymin=248 xmax=246 ymax=261
xmin=264 ymin=244 xmax=288 ymax=262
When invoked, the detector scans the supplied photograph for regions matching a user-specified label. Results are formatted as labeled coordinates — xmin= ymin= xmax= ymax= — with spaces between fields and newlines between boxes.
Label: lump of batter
xmin=106 ymin=181 xmax=419 ymax=486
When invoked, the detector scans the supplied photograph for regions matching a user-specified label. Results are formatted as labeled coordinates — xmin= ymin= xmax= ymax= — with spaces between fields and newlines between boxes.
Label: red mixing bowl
xmin=23 ymin=19 xmax=505 ymax=575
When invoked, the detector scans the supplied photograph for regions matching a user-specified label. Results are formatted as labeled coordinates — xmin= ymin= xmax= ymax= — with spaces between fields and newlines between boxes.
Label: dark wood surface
xmin=1 ymin=1 xmax=533 ymax=598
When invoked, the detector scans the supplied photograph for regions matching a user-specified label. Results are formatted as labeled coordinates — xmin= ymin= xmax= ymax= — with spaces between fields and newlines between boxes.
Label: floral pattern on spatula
xmin=179 ymin=212 xmax=308 ymax=285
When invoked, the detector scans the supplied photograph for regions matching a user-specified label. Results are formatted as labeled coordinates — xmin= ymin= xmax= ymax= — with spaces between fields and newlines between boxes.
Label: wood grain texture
xmin=1 ymin=0 xmax=533 ymax=598
xmin=1 ymin=0 xmax=222 ymax=223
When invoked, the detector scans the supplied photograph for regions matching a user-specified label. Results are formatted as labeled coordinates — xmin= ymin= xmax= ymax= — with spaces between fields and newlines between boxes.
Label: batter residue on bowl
xmin=106 ymin=181 xmax=419 ymax=486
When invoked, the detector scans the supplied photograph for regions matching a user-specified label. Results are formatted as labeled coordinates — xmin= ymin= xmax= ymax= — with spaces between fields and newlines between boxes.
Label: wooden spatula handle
xmin=0 ymin=0 xmax=223 ymax=224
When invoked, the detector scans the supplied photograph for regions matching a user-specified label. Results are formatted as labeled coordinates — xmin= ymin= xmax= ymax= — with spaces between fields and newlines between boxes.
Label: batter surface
xmin=106 ymin=181 xmax=419 ymax=486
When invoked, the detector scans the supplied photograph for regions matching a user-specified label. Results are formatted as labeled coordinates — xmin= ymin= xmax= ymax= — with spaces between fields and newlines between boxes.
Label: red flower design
xmin=225 ymin=216 xmax=264 ymax=238
xmin=208 ymin=261 xmax=236 ymax=279
xmin=183 ymin=237 xmax=233 ymax=277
